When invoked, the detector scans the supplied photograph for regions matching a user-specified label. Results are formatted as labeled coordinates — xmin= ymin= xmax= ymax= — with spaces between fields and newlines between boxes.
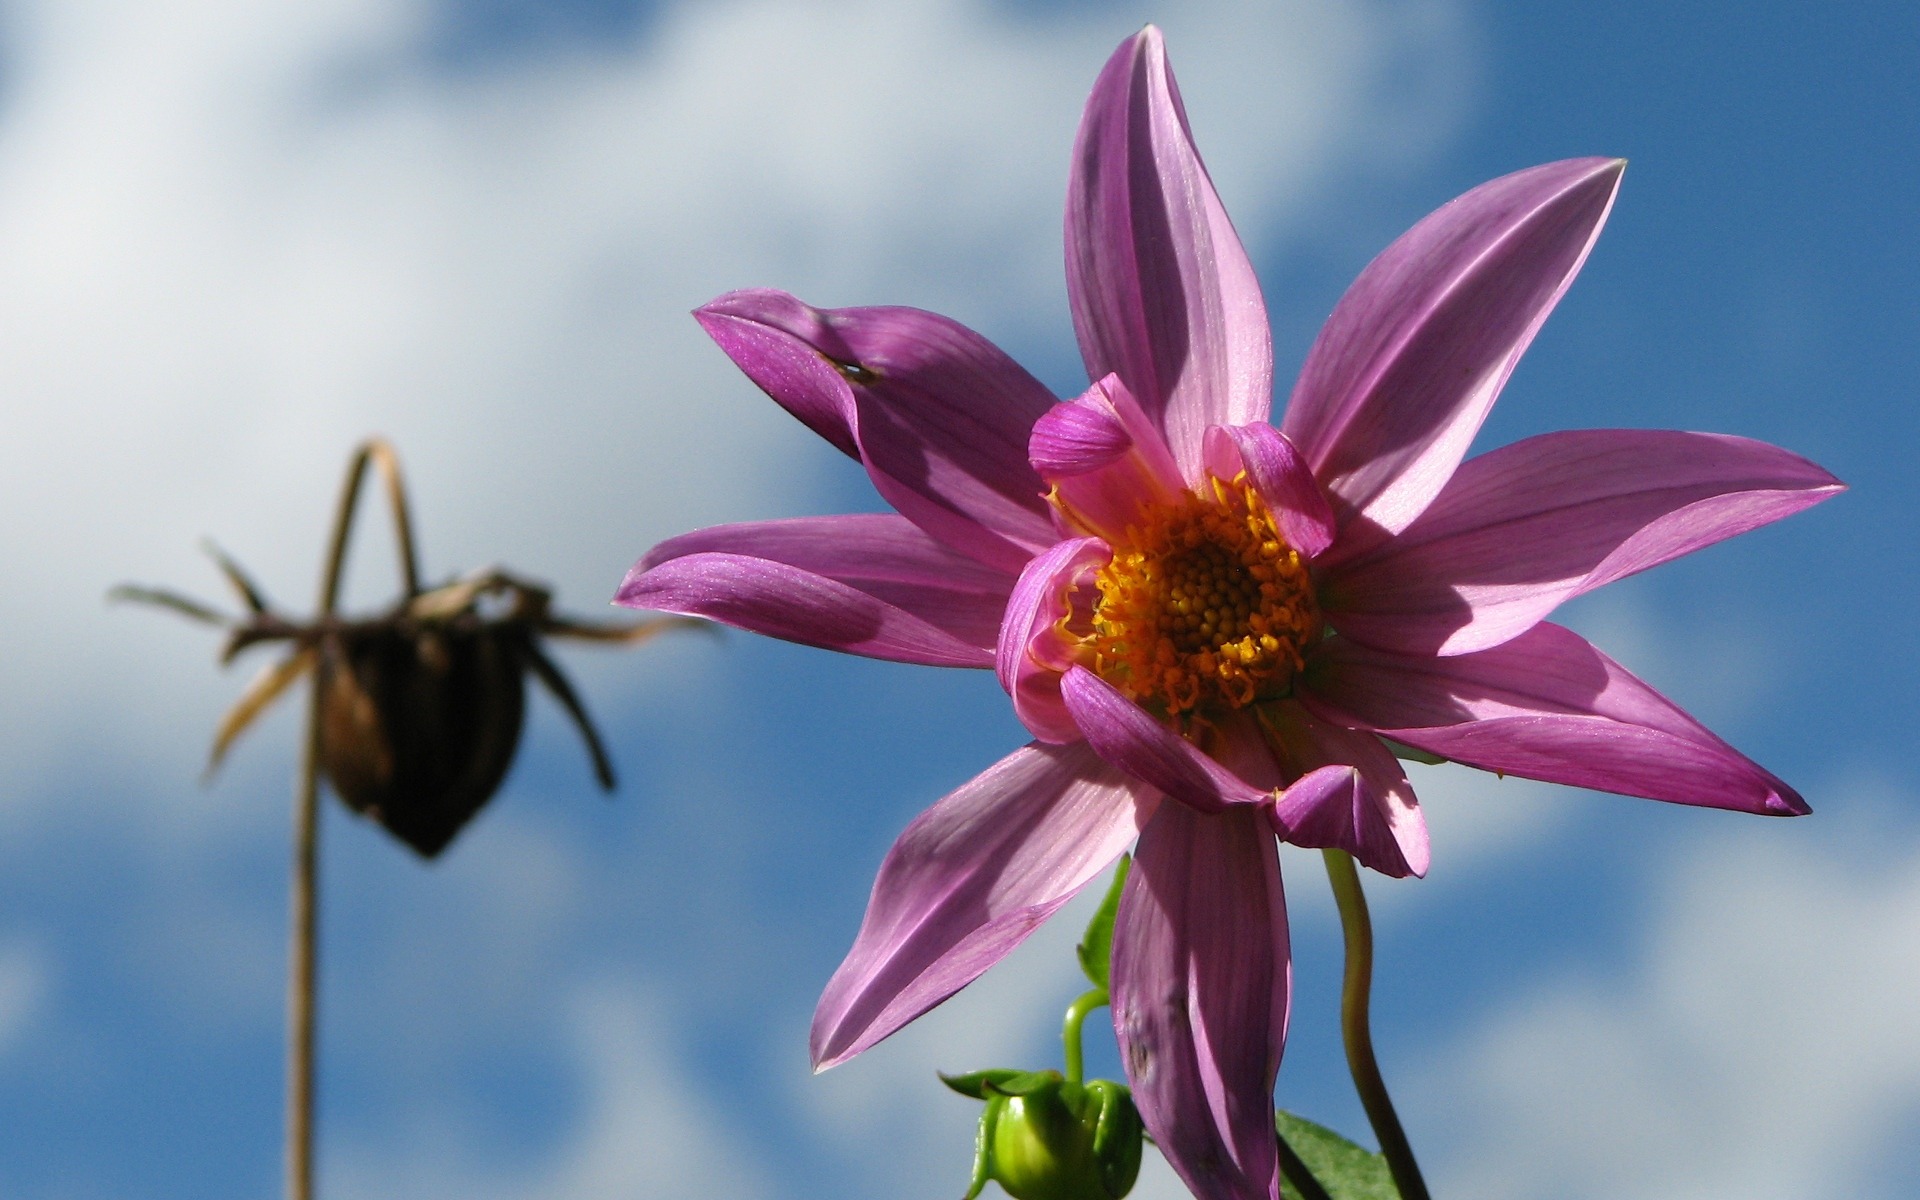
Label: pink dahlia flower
xmin=618 ymin=26 xmax=1840 ymax=1200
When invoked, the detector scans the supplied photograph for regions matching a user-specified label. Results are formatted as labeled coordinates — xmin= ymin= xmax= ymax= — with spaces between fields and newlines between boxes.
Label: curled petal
xmin=1320 ymin=429 xmax=1845 ymax=655
xmin=1112 ymin=802 xmax=1286 ymax=1200
xmin=694 ymin=288 xmax=861 ymax=458
xmin=811 ymin=742 xmax=1155 ymax=1069
xmin=1202 ymin=424 xmax=1337 ymax=558
xmin=1067 ymin=27 xmax=1273 ymax=477
xmin=696 ymin=290 xmax=1058 ymax=571
xmin=620 ymin=513 xmax=1017 ymax=667
xmin=1030 ymin=396 xmax=1131 ymax=472
xmin=1302 ymin=623 xmax=1808 ymax=815
xmin=1257 ymin=701 xmax=1427 ymax=878
xmin=1060 ymin=667 xmax=1272 ymax=812
xmin=1282 ymin=158 xmax=1626 ymax=538
xmin=1031 ymin=374 xmax=1187 ymax=539
xmin=997 ymin=538 xmax=1110 ymax=744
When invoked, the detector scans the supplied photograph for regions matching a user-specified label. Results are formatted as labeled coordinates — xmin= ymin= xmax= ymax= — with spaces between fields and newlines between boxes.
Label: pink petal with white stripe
xmin=1066 ymin=27 xmax=1273 ymax=477
xmin=1302 ymin=623 xmax=1808 ymax=816
xmin=1281 ymin=158 xmax=1625 ymax=538
xmin=619 ymin=513 xmax=1014 ymax=667
xmin=696 ymin=290 xmax=1058 ymax=572
xmin=812 ymin=742 xmax=1154 ymax=1069
xmin=1320 ymin=429 xmax=1845 ymax=655
xmin=1112 ymin=801 xmax=1287 ymax=1200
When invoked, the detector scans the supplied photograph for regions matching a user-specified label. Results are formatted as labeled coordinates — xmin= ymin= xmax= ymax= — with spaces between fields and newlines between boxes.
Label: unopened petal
xmin=1320 ymin=429 xmax=1844 ymax=655
xmin=1302 ymin=622 xmax=1808 ymax=816
xmin=1258 ymin=701 xmax=1428 ymax=878
xmin=1031 ymin=374 xmax=1186 ymax=539
xmin=695 ymin=288 xmax=862 ymax=458
xmin=811 ymin=742 xmax=1155 ymax=1069
xmin=997 ymin=538 xmax=1110 ymax=743
xmin=1202 ymin=423 xmax=1337 ymax=558
xmin=1112 ymin=802 xmax=1286 ymax=1200
xmin=696 ymin=290 xmax=1057 ymax=572
xmin=1067 ymin=27 xmax=1273 ymax=478
xmin=1282 ymin=158 xmax=1625 ymax=539
xmin=1060 ymin=667 xmax=1273 ymax=812
xmin=620 ymin=514 xmax=1016 ymax=667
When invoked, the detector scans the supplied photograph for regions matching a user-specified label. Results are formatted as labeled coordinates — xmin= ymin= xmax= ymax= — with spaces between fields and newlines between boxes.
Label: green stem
xmin=1321 ymin=849 xmax=1429 ymax=1200
xmin=1061 ymin=988 xmax=1108 ymax=1085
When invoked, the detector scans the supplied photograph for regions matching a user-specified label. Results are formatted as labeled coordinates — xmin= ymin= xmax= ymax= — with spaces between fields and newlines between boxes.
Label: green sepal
xmin=983 ymin=1069 xmax=1065 ymax=1098
xmin=1085 ymin=1080 xmax=1144 ymax=1199
xmin=1077 ymin=854 xmax=1131 ymax=989
xmin=1379 ymin=738 xmax=1445 ymax=766
xmin=965 ymin=1092 xmax=1006 ymax=1200
xmin=941 ymin=1068 xmax=1027 ymax=1099
xmin=1275 ymin=1109 xmax=1400 ymax=1200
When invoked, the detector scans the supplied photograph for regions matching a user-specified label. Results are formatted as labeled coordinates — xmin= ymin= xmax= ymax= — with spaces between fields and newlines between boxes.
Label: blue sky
xmin=0 ymin=0 xmax=1914 ymax=1196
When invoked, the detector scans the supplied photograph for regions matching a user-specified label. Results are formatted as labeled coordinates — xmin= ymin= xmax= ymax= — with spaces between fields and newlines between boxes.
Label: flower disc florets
xmin=1085 ymin=472 xmax=1318 ymax=718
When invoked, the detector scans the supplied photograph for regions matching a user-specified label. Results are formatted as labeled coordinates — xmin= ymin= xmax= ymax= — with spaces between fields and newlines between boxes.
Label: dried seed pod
xmin=315 ymin=613 xmax=525 ymax=856
xmin=114 ymin=442 xmax=699 ymax=857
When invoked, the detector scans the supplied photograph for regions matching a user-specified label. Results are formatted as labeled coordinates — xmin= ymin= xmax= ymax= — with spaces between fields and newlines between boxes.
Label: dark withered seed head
xmin=114 ymin=442 xmax=700 ymax=859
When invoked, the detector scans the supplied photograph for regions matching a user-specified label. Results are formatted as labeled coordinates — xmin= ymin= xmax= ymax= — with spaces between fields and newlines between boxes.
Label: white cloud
xmin=1419 ymin=778 xmax=1920 ymax=1199
xmin=0 ymin=0 xmax=1483 ymax=1194
xmin=330 ymin=984 xmax=774 ymax=1199
xmin=0 ymin=0 xmax=1474 ymax=807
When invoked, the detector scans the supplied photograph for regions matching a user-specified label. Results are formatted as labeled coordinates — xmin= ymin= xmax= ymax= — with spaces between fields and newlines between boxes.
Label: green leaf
xmin=1276 ymin=1110 xmax=1399 ymax=1200
xmin=1077 ymin=854 xmax=1131 ymax=989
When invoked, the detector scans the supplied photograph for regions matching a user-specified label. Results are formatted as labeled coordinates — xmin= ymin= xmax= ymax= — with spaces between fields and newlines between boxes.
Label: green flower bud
xmin=942 ymin=1070 xmax=1144 ymax=1200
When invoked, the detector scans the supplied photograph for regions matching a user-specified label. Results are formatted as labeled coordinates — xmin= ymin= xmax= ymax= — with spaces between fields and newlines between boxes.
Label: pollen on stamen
xmin=1083 ymin=473 xmax=1318 ymax=718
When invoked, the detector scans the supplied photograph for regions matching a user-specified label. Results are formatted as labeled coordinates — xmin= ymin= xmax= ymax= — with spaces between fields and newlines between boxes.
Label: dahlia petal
xmin=1302 ymin=623 xmax=1808 ymax=815
xmin=1321 ymin=429 xmax=1845 ymax=655
xmin=618 ymin=514 xmax=1013 ymax=667
xmin=1202 ymin=423 xmax=1337 ymax=558
xmin=1281 ymin=159 xmax=1625 ymax=537
xmin=631 ymin=512 xmax=1014 ymax=649
xmin=1258 ymin=702 xmax=1427 ymax=878
xmin=1067 ymin=27 xmax=1273 ymax=478
xmin=997 ymin=538 xmax=1111 ymax=744
xmin=1060 ymin=667 xmax=1272 ymax=812
xmin=696 ymin=290 xmax=1057 ymax=571
xmin=1111 ymin=802 xmax=1287 ymax=1200
xmin=694 ymin=288 xmax=861 ymax=458
xmin=1029 ymin=395 xmax=1131 ymax=473
xmin=811 ymin=742 xmax=1154 ymax=1069
xmin=1032 ymin=374 xmax=1187 ymax=539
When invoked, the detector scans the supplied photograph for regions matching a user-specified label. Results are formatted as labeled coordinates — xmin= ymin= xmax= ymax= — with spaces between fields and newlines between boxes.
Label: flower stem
xmin=286 ymin=438 xmax=416 ymax=1200
xmin=1061 ymin=988 xmax=1108 ymax=1085
xmin=287 ymin=689 xmax=320 ymax=1200
xmin=1321 ymin=848 xmax=1428 ymax=1200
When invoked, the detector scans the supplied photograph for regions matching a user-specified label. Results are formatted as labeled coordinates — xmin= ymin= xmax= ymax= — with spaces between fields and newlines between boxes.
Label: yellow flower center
xmin=1085 ymin=473 xmax=1319 ymax=718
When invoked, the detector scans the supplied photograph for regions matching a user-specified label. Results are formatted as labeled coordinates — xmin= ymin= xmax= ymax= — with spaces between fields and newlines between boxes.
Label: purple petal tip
xmin=1769 ymin=789 xmax=1812 ymax=817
